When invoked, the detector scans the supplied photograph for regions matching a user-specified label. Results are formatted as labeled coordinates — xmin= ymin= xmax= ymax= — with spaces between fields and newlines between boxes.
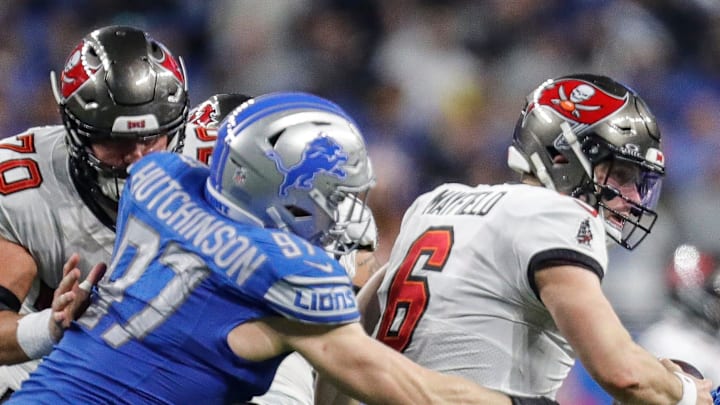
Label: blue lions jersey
xmin=9 ymin=152 xmax=358 ymax=404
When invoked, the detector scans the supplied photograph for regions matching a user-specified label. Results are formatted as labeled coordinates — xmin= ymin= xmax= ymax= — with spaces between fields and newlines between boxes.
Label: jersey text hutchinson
xmin=130 ymin=161 xmax=267 ymax=285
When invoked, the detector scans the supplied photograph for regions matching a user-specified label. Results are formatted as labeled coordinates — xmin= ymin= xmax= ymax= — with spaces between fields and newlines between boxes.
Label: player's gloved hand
xmin=337 ymin=195 xmax=377 ymax=251
xmin=711 ymin=385 xmax=719 ymax=405
xmin=328 ymin=196 xmax=378 ymax=279
xmin=337 ymin=250 xmax=358 ymax=279
xmin=49 ymin=253 xmax=107 ymax=342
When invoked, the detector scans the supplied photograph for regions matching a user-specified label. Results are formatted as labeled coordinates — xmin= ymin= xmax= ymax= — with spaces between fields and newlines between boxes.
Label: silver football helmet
xmin=508 ymin=74 xmax=665 ymax=250
xmin=205 ymin=92 xmax=375 ymax=249
xmin=50 ymin=25 xmax=188 ymax=228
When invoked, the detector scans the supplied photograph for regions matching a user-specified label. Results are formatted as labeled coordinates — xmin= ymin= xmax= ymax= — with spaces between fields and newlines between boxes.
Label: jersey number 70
xmin=376 ymin=227 xmax=453 ymax=352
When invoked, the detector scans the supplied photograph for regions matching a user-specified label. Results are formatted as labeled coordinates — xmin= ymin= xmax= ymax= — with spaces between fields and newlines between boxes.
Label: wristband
xmin=673 ymin=371 xmax=697 ymax=405
xmin=16 ymin=309 xmax=55 ymax=359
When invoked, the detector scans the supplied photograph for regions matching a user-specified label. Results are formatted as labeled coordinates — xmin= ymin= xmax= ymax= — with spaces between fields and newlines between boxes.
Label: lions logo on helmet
xmin=267 ymin=134 xmax=349 ymax=197
xmin=205 ymin=92 xmax=375 ymax=248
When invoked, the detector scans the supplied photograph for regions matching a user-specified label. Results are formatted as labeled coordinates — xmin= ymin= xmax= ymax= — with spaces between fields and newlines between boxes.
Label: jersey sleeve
xmin=254 ymin=232 xmax=359 ymax=325
xmin=511 ymin=194 xmax=609 ymax=299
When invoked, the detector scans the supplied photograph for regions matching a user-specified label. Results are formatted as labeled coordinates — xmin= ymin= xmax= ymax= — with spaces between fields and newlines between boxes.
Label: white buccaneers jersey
xmin=0 ymin=125 xmax=114 ymax=311
xmin=374 ymin=182 xmax=608 ymax=398
xmin=0 ymin=123 xmax=215 ymax=393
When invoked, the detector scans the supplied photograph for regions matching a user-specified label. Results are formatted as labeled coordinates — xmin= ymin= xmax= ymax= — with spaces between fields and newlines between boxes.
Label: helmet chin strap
xmin=560 ymin=122 xmax=624 ymax=248
xmin=530 ymin=153 xmax=556 ymax=190
xmin=266 ymin=207 xmax=290 ymax=233
xmin=560 ymin=122 xmax=593 ymax=178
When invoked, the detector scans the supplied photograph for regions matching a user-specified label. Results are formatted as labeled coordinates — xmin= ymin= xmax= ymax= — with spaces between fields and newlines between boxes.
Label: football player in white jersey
xmin=329 ymin=74 xmax=714 ymax=404
xmin=638 ymin=244 xmax=720 ymax=383
xmin=0 ymin=25 xmax=220 ymax=399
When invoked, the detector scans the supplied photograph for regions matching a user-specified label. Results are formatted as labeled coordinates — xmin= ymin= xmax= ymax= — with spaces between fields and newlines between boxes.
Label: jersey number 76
xmin=376 ymin=227 xmax=453 ymax=352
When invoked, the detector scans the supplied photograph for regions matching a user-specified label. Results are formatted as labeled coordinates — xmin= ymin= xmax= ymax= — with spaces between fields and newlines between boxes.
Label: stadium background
xmin=2 ymin=1 xmax=719 ymax=403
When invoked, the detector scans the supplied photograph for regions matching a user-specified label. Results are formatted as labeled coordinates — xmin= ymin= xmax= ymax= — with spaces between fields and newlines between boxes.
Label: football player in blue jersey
xmin=7 ymin=92 xmax=514 ymax=404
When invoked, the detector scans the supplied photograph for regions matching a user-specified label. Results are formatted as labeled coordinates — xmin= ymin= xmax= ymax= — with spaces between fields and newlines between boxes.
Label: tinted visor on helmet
xmin=597 ymin=159 xmax=663 ymax=250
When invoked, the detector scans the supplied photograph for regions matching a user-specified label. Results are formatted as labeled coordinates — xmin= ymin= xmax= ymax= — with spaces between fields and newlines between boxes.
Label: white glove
xmin=337 ymin=250 xmax=358 ymax=279
xmin=337 ymin=196 xmax=377 ymax=251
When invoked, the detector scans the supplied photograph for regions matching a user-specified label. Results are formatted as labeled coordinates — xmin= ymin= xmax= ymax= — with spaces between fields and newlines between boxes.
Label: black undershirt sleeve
xmin=0 ymin=285 xmax=21 ymax=312
xmin=527 ymin=248 xmax=603 ymax=302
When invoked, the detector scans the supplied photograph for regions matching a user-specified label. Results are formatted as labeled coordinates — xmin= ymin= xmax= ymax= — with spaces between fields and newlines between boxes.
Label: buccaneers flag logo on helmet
xmin=534 ymin=78 xmax=627 ymax=125
xmin=60 ymin=42 xmax=101 ymax=99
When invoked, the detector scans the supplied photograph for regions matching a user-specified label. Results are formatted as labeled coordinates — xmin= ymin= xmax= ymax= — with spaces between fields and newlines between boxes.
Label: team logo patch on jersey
xmin=534 ymin=78 xmax=627 ymax=125
xmin=576 ymin=218 xmax=593 ymax=246
xmin=266 ymin=134 xmax=348 ymax=197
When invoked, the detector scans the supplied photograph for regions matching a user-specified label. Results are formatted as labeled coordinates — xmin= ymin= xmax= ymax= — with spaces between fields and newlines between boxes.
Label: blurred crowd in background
xmin=1 ymin=0 xmax=719 ymax=403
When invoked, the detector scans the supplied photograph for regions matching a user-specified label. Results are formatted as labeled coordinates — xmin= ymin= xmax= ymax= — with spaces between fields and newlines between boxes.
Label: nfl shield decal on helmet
xmin=266 ymin=134 xmax=348 ymax=197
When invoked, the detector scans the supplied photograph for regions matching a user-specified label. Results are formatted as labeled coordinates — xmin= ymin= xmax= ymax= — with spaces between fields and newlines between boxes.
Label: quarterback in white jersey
xmin=343 ymin=75 xmax=714 ymax=405
xmin=0 ymin=26 xmax=212 ymax=398
xmin=375 ymin=182 xmax=607 ymax=396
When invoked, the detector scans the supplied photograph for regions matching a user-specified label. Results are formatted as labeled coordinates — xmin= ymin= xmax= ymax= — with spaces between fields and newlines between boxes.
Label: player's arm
xmin=350 ymin=250 xmax=382 ymax=290
xmin=536 ymin=265 xmax=714 ymax=405
xmin=309 ymin=263 xmax=385 ymax=405
xmin=0 ymin=237 xmax=39 ymax=364
xmin=356 ymin=263 xmax=385 ymax=334
xmin=230 ymin=318 xmax=511 ymax=405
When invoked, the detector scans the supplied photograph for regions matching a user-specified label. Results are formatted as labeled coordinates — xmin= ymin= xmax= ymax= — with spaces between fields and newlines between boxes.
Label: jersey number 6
xmin=376 ymin=227 xmax=453 ymax=352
